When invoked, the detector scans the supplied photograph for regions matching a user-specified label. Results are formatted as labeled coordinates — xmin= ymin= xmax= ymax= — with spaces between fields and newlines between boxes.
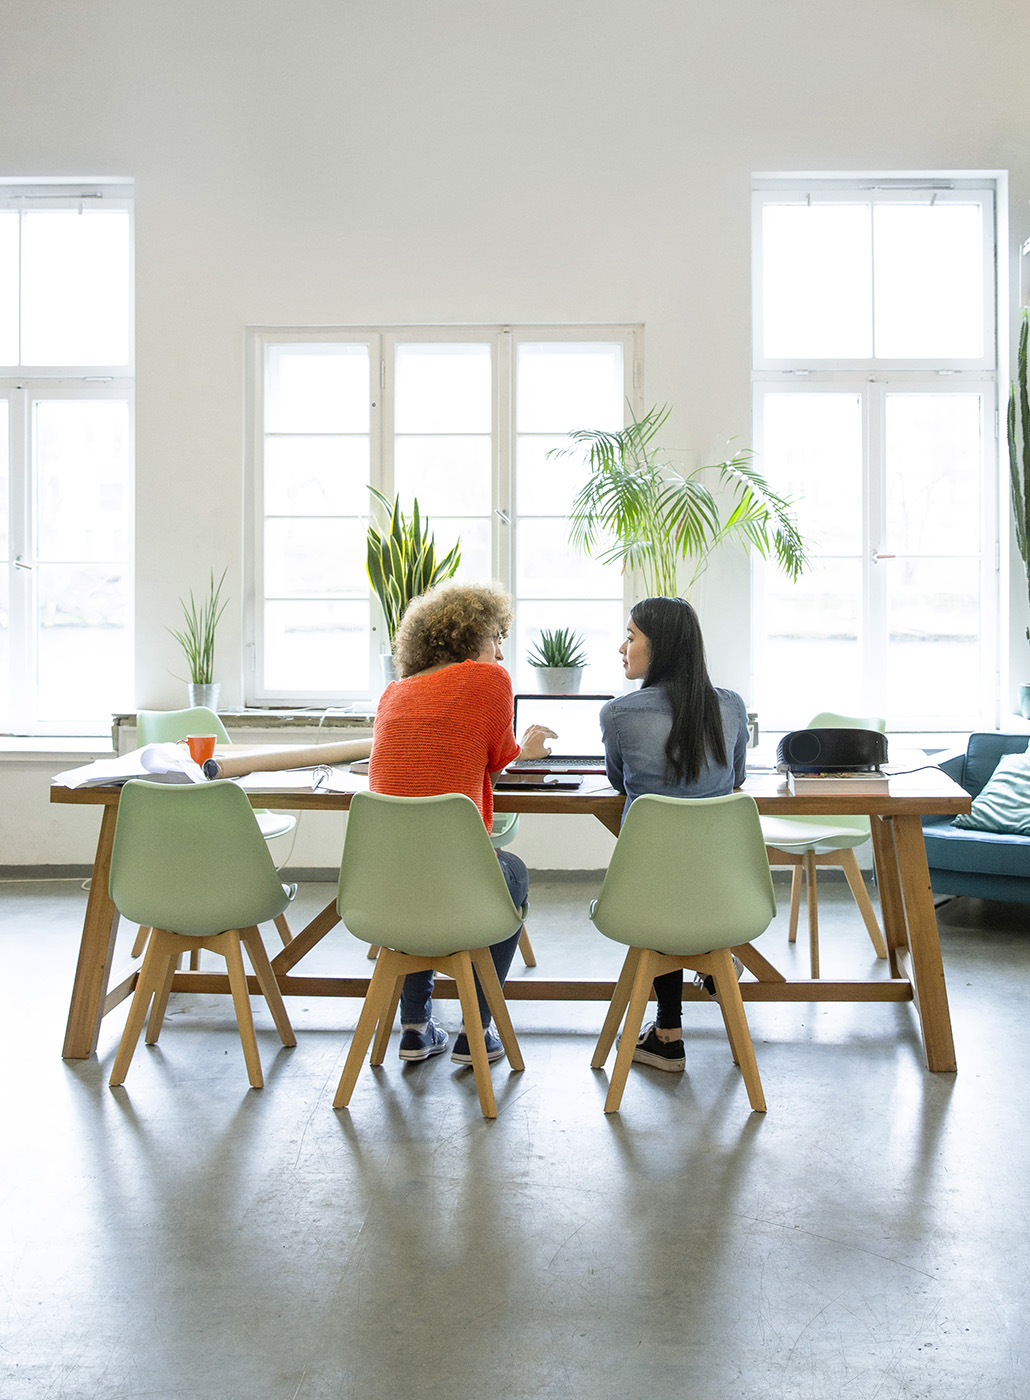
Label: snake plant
xmin=366 ymin=488 xmax=461 ymax=643
xmin=1008 ymin=309 xmax=1030 ymax=644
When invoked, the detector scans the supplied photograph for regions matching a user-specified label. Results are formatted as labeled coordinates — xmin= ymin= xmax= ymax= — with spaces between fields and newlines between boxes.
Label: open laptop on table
xmin=504 ymin=693 xmax=614 ymax=775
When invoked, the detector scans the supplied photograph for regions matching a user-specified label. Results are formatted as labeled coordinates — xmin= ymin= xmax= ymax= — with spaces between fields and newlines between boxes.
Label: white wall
xmin=3 ymin=0 xmax=1030 ymax=864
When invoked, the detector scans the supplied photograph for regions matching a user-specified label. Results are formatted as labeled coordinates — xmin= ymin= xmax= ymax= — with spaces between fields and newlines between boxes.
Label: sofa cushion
xmin=953 ymin=750 xmax=1030 ymax=835
xmin=962 ymin=733 xmax=1030 ymax=796
xmin=923 ymin=820 xmax=1030 ymax=877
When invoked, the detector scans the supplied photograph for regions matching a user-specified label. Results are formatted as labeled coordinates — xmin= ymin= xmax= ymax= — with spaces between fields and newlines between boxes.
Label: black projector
xmin=776 ymin=727 xmax=887 ymax=774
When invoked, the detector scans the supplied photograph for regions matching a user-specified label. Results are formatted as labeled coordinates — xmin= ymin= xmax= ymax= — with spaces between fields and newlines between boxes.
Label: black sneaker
xmin=694 ymin=955 xmax=744 ymax=1001
xmin=398 ymin=1019 xmax=449 ymax=1061
xmin=451 ymin=1025 xmax=505 ymax=1065
xmin=624 ymin=1021 xmax=685 ymax=1072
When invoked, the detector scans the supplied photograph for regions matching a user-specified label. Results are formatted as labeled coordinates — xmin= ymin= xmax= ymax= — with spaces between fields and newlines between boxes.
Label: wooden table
xmin=51 ymin=766 xmax=970 ymax=1071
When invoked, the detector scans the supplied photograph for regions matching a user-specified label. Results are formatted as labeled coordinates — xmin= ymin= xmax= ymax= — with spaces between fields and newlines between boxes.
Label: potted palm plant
xmin=1007 ymin=308 xmax=1030 ymax=718
xmin=527 ymin=627 xmax=588 ymax=693
xmin=366 ymin=488 xmax=461 ymax=682
xmin=167 ymin=567 xmax=229 ymax=710
xmin=550 ymin=404 xmax=808 ymax=597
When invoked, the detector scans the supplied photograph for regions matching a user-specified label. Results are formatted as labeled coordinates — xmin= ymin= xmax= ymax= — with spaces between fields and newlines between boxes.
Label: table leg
xmin=891 ymin=815 xmax=956 ymax=1073
xmin=870 ymin=815 xmax=906 ymax=978
xmin=63 ymin=804 xmax=121 ymax=1059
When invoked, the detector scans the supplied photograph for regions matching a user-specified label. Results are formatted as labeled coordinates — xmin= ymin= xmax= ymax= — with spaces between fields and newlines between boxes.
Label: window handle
xmin=13 ymin=556 xmax=33 ymax=571
xmin=495 ymin=509 xmax=511 ymax=526
xmin=872 ymin=551 xmax=895 ymax=562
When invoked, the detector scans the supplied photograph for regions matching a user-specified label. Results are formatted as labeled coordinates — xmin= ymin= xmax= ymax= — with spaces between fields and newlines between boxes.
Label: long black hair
xmin=631 ymin=596 xmax=727 ymax=785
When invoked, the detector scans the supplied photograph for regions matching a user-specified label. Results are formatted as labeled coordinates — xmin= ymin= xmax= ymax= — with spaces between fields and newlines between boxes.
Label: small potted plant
xmin=527 ymin=627 xmax=588 ymax=693
xmin=366 ymin=488 xmax=461 ymax=684
xmin=1008 ymin=309 xmax=1030 ymax=718
xmin=167 ymin=567 xmax=229 ymax=710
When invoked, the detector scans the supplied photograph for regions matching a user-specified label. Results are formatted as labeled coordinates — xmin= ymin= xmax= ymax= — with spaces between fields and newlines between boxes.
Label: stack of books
xmin=786 ymin=768 xmax=890 ymax=795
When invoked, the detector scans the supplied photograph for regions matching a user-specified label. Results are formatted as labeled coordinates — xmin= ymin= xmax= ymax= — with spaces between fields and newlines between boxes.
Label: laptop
xmin=505 ymin=693 xmax=614 ymax=774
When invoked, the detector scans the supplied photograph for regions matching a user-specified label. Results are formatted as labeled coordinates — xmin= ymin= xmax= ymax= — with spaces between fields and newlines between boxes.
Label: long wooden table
xmin=51 ymin=766 xmax=970 ymax=1071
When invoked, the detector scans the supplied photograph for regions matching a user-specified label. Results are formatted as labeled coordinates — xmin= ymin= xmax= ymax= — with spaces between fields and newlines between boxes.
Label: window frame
xmin=244 ymin=323 xmax=642 ymax=707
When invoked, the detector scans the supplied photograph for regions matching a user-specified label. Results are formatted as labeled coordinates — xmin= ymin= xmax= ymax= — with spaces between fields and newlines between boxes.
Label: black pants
xmin=653 ymin=970 xmax=683 ymax=1029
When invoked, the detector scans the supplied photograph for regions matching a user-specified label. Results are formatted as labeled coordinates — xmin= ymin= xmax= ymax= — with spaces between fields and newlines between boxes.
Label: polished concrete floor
xmin=1 ymin=871 xmax=1028 ymax=1399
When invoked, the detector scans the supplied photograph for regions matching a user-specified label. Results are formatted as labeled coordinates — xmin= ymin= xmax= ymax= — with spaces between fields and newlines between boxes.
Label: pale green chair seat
xmin=135 ymin=707 xmax=296 ymax=956
xmin=333 ymin=791 xmax=526 ymax=1119
xmin=590 ymin=792 xmax=776 ymax=1114
xmin=107 ymin=779 xmax=296 ymax=1089
xmin=760 ymin=710 xmax=888 ymax=979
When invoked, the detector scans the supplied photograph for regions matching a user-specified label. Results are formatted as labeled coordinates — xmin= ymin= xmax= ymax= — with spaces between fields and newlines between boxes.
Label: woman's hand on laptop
xmin=518 ymin=725 xmax=557 ymax=761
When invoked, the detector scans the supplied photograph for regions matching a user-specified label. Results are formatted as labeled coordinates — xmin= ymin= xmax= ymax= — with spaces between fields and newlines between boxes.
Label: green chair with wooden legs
xmin=333 ymin=791 xmax=526 ymax=1120
xmin=590 ymin=793 xmax=776 ymax=1115
xmin=107 ymin=779 xmax=296 ymax=1089
xmin=133 ymin=707 xmax=297 ymax=959
xmin=760 ymin=711 xmax=888 ymax=979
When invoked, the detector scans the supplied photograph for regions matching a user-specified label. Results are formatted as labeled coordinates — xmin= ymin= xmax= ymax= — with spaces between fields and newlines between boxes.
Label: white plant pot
xmin=188 ymin=682 xmax=220 ymax=711
xmin=534 ymin=666 xmax=584 ymax=694
xmin=380 ymin=652 xmax=396 ymax=686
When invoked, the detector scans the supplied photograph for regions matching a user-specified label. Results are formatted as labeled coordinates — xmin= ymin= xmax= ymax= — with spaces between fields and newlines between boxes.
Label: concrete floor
xmin=1 ymin=871 xmax=1028 ymax=1399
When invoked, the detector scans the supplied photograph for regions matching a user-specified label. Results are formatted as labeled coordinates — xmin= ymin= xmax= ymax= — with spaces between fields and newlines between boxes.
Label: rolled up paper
xmin=202 ymin=738 xmax=373 ymax=780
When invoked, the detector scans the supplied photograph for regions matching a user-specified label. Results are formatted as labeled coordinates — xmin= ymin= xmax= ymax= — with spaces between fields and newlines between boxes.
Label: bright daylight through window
xmin=0 ymin=181 xmax=134 ymax=735
xmin=752 ymin=178 xmax=999 ymax=732
xmin=248 ymin=327 xmax=639 ymax=704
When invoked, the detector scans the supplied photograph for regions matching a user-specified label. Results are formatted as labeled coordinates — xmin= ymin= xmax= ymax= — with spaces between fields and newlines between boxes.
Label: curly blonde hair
xmin=392 ymin=580 xmax=513 ymax=678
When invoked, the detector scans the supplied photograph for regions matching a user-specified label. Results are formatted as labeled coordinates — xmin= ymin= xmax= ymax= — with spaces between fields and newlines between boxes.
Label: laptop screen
xmin=512 ymin=693 xmax=613 ymax=760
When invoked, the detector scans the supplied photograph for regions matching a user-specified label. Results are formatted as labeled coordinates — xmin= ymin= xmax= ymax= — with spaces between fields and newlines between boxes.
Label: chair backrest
xmin=807 ymin=710 xmax=886 ymax=734
xmin=109 ymin=779 xmax=290 ymax=936
xmin=136 ymin=706 xmax=231 ymax=747
xmin=590 ymin=793 xmax=777 ymax=956
xmin=337 ymin=791 xmax=523 ymax=957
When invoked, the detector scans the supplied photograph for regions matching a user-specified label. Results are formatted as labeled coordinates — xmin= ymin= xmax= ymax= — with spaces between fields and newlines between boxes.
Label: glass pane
xmin=21 ymin=210 xmax=130 ymax=366
xmin=394 ymin=343 xmax=491 ymax=433
xmin=264 ymin=436 xmax=369 ymax=515
xmin=514 ymin=599 xmax=625 ymax=696
xmin=517 ymin=434 xmax=593 ymax=517
xmin=885 ymin=393 xmax=982 ymax=554
xmin=0 ymin=399 xmax=8 ymax=560
xmin=0 ymin=567 xmax=7 ymax=725
xmin=264 ymin=599 xmax=369 ymax=692
xmin=36 ymin=564 xmax=132 ymax=723
xmin=517 ymin=519 xmax=623 ymax=600
xmin=761 ymin=204 xmax=872 ymax=358
xmin=516 ymin=343 xmax=624 ymax=433
xmin=759 ymin=558 xmax=863 ymax=727
xmin=266 ymin=344 xmax=370 ymax=434
xmin=760 ymin=393 xmax=863 ymax=554
xmin=430 ymin=516 xmax=490 ymax=582
xmin=886 ymin=559 xmax=980 ymax=719
xmin=0 ymin=211 xmax=18 ymax=365
xmin=264 ymin=518 xmax=366 ymax=597
xmin=35 ymin=400 xmax=131 ymax=561
xmin=874 ymin=204 xmax=983 ymax=359
xmin=394 ymin=435 xmax=491 ymax=514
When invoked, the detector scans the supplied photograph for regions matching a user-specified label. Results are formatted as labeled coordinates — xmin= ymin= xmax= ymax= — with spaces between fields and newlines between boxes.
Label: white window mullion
xmin=865 ymin=380 xmax=887 ymax=718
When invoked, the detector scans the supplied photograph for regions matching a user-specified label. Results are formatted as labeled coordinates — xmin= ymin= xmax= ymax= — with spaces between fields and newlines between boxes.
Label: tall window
xmin=0 ymin=181 xmax=134 ymax=735
xmin=752 ymin=178 xmax=999 ymax=731
xmin=247 ymin=326 xmax=640 ymax=704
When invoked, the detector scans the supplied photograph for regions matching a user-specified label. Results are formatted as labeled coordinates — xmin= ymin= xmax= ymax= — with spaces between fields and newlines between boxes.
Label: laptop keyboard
xmin=509 ymin=757 xmax=604 ymax=771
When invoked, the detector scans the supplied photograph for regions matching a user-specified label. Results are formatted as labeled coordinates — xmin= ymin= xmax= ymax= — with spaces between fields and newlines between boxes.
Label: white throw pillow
xmin=953 ymin=750 xmax=1030 ymax=836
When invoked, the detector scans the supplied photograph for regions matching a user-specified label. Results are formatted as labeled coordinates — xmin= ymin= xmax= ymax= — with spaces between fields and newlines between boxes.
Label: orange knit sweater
xmin=369 ymin=660 xmax=520 ymax=829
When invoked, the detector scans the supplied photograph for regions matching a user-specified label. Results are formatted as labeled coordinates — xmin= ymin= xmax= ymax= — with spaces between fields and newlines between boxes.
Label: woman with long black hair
xmin=600 ymin=595 xmax=750 ymax=1072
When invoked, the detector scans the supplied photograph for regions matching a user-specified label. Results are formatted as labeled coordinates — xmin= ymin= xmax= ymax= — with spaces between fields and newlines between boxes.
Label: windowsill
xmin=0 ymin=736 xmax=115 ymax=761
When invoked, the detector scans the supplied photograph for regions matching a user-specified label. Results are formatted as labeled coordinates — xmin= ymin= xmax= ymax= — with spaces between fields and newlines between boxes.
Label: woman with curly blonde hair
xmin=369 ymin=580 xmax=553 ymax=1066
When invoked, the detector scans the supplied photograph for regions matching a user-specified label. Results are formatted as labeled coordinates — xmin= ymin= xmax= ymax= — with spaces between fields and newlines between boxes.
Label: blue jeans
xmin=399 ymin=849 xmax=529 ymax=1028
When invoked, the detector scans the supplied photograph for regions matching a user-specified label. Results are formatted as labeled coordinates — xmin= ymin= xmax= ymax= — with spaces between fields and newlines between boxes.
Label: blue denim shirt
xmin=600 ymin=685 xmax=749 ymax=820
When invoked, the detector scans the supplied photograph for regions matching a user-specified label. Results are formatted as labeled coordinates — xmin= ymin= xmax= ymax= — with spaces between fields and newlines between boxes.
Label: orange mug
xmin=186 ymin=734 xmax=217 ymax=764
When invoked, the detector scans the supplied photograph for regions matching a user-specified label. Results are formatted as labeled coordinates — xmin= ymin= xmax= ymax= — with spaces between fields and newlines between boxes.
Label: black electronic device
xmin=776 ymin=727 xmax=887 ymax=773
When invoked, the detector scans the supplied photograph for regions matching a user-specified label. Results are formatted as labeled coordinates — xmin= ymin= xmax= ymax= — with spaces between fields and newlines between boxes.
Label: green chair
xmin=107 ymin=779 xmax=296 ymax=1089
xmin=134 ymin=707 xmax=296 ymax=955
xmin=590 ymin=793 xmax=776 ymax=1115
xmin=332 ymin=791 xmax=525 ymax=1119
xmin=760 ymin=711 xmax=888 ymax=979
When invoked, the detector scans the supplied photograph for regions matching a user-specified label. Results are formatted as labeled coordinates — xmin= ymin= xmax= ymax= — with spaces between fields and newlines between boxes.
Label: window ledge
xmin=0 ymin=736 xmax=115 ymax=762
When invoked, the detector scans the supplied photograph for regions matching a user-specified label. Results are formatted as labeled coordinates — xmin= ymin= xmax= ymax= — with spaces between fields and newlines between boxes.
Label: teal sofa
xmin=922 ymin=733 xmax=1030 ymax=904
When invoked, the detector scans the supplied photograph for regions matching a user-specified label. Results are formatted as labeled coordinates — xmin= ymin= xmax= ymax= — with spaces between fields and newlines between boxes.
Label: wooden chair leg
xmin=188 ymin=947 xmax=202 ymax=971
xmin=804 ymin=850 xmax=820 ymax=978
xmin=240 ymin=926 xmax=296 ymax=1047
xmin=604 ymin=950 xmax=658 ymax=1114
xmin=788 ymin=862 xmax=803 ymax=944
xmin=518 ymin=926 xmax=536 ymax=967
xmin=370 ymin=972 xmax=404 ymax=1065
xmin=145 ymin=938 xmax=180 ymax=1044
xmin=273 ymin=913 xmax=292 ymax=947
xmin=452 ymin=951 xmax=498 ymax=1118
xmin=109 ymin=935 xmax=171 ymax=1086
xmin=839 ymin=848 xmax=888 ymax=959
xmin=470 ymin=947 xmax=524 ymax=1072
xmin=705 ymin=948 xmax=766 ymax=1112
xmin=131 ymin=925 xmax=151 ymax=959
xmin=366 ymin=944 xmax=381 ymax=960
xmin=223 ymin=930 xmax=264 ymax=1089
xmin=591 ymin=946 xmax=643 ymax=1069
xmin=333 ymin=956 xmax=402 ymax=1109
